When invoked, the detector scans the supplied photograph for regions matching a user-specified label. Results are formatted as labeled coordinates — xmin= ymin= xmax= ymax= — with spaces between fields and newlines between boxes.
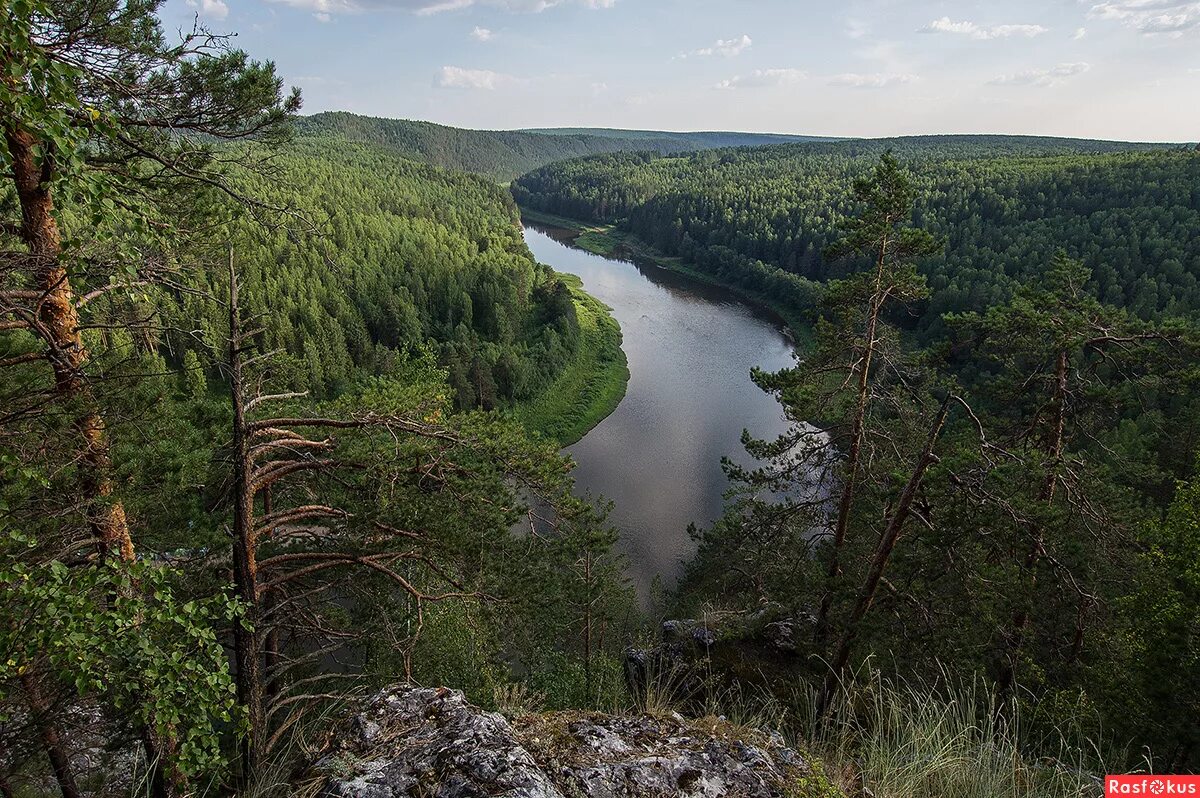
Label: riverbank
xmin=518 ymin=206 xmax=812 ymax=346
xmin=512 ymin=272 xmax=629 ymax=446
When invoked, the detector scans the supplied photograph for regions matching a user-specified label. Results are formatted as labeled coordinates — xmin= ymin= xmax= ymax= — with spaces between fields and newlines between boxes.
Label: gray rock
xmin=763 ymin=620 xmax=798 ymax=652
xmin=313 ymin=686 xmax=819 ymax=798
xmin=316 ymin=686 xmax=564 ymax=798
xmin=519 ymin=712 xmax=810 ymax=798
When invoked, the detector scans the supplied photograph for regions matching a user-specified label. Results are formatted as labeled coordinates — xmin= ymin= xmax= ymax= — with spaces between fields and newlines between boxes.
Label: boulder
xmin=311 ymin=685 xmax=837 ymax=798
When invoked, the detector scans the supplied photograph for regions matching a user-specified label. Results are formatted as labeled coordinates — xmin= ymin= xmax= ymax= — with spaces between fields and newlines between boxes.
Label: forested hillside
xmin=1 ymin=4 xmax=634 ymax=795
xmin=512 ymin=138 xmax=1199 ymax=337
xmin=166 ymin=139 xmax=582 ymax=411
xmin=516 ymin=143 xmax=1200 ymax=773
xmin=5 ymin=0 xmax=1200 ymax=792
xmin=296 ymin=112 xmax=818 ymax=180
xmin=522 ymin=126 xmax=834 ymax=148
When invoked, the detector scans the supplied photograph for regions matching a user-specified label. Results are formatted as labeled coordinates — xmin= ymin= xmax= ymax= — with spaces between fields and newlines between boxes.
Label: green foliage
xmin=296 ymin=112 xmax=821 ymax=181
xmin=150 ymin=139 xmax=583 ymax=410
xmin=513 ymin=141 xmax=1200 ymax=338
xmin=0 ymin=460 xmax=242 ymax=780
xmin=512 ymin=274 xmax=629 ymax=444
xmin=1107 ymin=465 xmax=1200 ymax=766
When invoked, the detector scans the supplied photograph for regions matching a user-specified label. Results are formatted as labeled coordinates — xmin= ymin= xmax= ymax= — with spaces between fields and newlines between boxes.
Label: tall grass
xmin=802 ymin=670 xmax=1108 ymax=798
xmin=636 ymin=661 xmax=1112 ymax=798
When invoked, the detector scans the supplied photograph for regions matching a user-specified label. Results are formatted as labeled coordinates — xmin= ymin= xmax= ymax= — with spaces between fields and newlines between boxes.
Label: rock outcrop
xmin=310 ymin=685 xmax=838 ymax=798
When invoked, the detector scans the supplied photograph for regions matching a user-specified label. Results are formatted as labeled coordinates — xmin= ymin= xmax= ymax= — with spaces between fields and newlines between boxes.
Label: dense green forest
xmin=4 ymin=0 xmax=1200 ymax=794
xmin=512 ymin=138 xmax=1200 ymax=338
xmin=516 ymin=143 xmax=1200 ymax=772
xmin=170 ymin=139 xmax=587 ymax=413
xmin=1 ymin=3 xmax=633 ymax=796
xmin=296 ymin=111 xmax=820 ymax=181
xmin=521 ymin=125 xmax=834 ymax=147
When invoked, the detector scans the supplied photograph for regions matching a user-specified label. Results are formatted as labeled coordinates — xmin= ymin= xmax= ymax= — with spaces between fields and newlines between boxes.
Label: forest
xmin=3 ymin=0 xmax=1200 ymax=795
xmin=1 ymin=2 xmax=634 ymax=795
xmin=512 ymin=139 xmax=1200 ymax=338
xmin=296 ymin=112 xmax=819 ymax=181
xmin=516 ymin=138 xmax=1200 ymax=769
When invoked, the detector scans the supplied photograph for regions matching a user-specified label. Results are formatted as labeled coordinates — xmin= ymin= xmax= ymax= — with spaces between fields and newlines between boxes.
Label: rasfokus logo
xmin=1106 ymin=776 xmax=1200 ymax=795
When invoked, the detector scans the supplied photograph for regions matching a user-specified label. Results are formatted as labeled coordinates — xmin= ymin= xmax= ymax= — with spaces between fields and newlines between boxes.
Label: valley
xmin=3 ymin=4 xmax=1199 ymax=795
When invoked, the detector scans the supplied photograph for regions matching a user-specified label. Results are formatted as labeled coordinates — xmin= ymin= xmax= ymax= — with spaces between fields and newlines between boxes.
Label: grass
xmin=512 ymin=273 xmax=629 ymax=446
xmin=519 ymin=205 xmax=813 ymax=345
xmin=628 ymin=662 xmax=1113 ymax=798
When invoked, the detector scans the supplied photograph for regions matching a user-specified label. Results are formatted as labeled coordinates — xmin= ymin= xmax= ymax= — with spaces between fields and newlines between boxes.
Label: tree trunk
xmin=3 ymin=124 xmax=133 ymax=563
xmin=228 ymin=250 xmax=265 ymax=780
xmin=995 ymin=349 xmax=1069 ymax=701
xmin=5 ymin=118 xmax=151 ymax=798
xmin=21 ymin=673 xmax=81 ymax=798
xmin=261 ymin=487 xmax=282 ymax=702
xmin=814 ymin=231 xmax=890 ymax=643
xmin=817 ymin=397 xmax=951 ymax=719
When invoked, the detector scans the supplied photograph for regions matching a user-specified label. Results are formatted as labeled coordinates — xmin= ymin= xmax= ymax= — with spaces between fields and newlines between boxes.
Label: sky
xmin=158 ymin=0 xmax=1200 ymax=141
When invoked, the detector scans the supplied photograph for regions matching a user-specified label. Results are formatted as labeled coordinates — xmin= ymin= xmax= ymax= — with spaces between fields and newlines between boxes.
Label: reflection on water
xmin=523 ymin=225 xmax=796 ymax=600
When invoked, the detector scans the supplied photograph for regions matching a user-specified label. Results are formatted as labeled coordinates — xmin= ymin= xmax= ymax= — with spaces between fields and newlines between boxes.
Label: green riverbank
xmin=518 ymin=206 xmax=812 ymax=346
xmin=512 ymin=272 xmax=629 ymax=446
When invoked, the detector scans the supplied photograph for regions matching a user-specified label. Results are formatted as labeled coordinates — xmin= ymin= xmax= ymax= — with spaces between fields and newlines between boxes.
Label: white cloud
xmin=1088 ymin=0 xmax=1200 ymax=35
xmin=845 ymin=17 xmax=870 ymax=39
xmin=264 ymin=0 xmax=356 ymax=17
xmin=185 ymin=0 xmax=230 ymax=20
xmin=435 ymin=65 xmax=520 ymax=89
xmin=921 ymin=16 xmax=1048 ymax=40
xmin=685 ymin=34 xmax=753 ymax=58
xmin=715 ymin=68 xmax=806 ymax=90
xmin=417 ymin=0 xmax=612 ymax=13
xmin=989 ymin=62 xmax=1092 ymax=86
xmin=828 ymin=72 xmax=917 ymax=88
xmin=265 ymin=0 xmax=611 ymax=18
xmin=1073 ymin=26 xmax=1088 ymax=38
xmin=470 ymin=25 xmax=494 ymax=40
xmin=415 ymin=0 xmax=473 ymax=14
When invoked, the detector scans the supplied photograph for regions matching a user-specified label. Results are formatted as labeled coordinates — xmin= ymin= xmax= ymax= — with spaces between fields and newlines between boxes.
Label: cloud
xmin=435 ymin=65 xmax=521 ymax=89
xmin=828 ymin=72 xmax=917 ymax=88
xmin=264 ymin=0 xmax=611 ymax=19
xmin=714 ymin=68 xmax=806 ymax=90
xmin=417 ymin=0 xmax=612 ymax=13
xmin=845 ymin=17 xmax=870 ymax=39
xmin=1074 ymin=26 xmax=1088 ymax=38
xmin=293 ymin=74 xmax=346 ymax=85
xmin=264 ymin=0 xmax=356 ymax=18
xmin=185 ymin=0 xmax=230 ymax=20
xmin=989 ymin=62 xmax=1091 ymax=86
xmin=685 ymin=34 xmax=752 ymax=58
xmin=1088 ymin=0 xmax=1200 ymax=35
xmin=470 ymin=25 xmax=494 ymax=40
xmin=920 ymin=16 xmax=1048 ymax=39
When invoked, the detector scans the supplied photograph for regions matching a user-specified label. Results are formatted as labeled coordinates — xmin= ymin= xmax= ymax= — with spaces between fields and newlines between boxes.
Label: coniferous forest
xmin=2 ymin=1 xmax=1199 ymax=796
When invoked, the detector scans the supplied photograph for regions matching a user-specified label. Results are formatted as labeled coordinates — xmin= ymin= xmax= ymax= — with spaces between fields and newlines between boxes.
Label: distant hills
xmin=520 ymin=127 xmax=837 ymax=148
xmin=295 ymin=112 xmax=1180 ymax=181
xmin=294 ymin=112 xmax=828 ymax=180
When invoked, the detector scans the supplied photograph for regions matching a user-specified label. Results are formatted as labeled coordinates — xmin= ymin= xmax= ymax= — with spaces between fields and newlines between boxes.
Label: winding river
xmin=523 ymin=225 xmax=796 ymax=600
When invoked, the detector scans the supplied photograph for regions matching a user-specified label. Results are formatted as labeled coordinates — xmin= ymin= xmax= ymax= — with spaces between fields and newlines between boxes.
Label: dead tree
xmin=222 ymin=252 xmax=482 ymax=779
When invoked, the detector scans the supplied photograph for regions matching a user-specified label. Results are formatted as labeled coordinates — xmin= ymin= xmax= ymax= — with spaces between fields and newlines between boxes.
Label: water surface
xmin=523 ymin=225 xmax=795 ymax=599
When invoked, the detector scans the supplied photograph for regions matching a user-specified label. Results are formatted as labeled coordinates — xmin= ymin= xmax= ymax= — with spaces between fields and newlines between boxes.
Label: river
xmin=522 ymin=224 xmax=796 ymax=600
